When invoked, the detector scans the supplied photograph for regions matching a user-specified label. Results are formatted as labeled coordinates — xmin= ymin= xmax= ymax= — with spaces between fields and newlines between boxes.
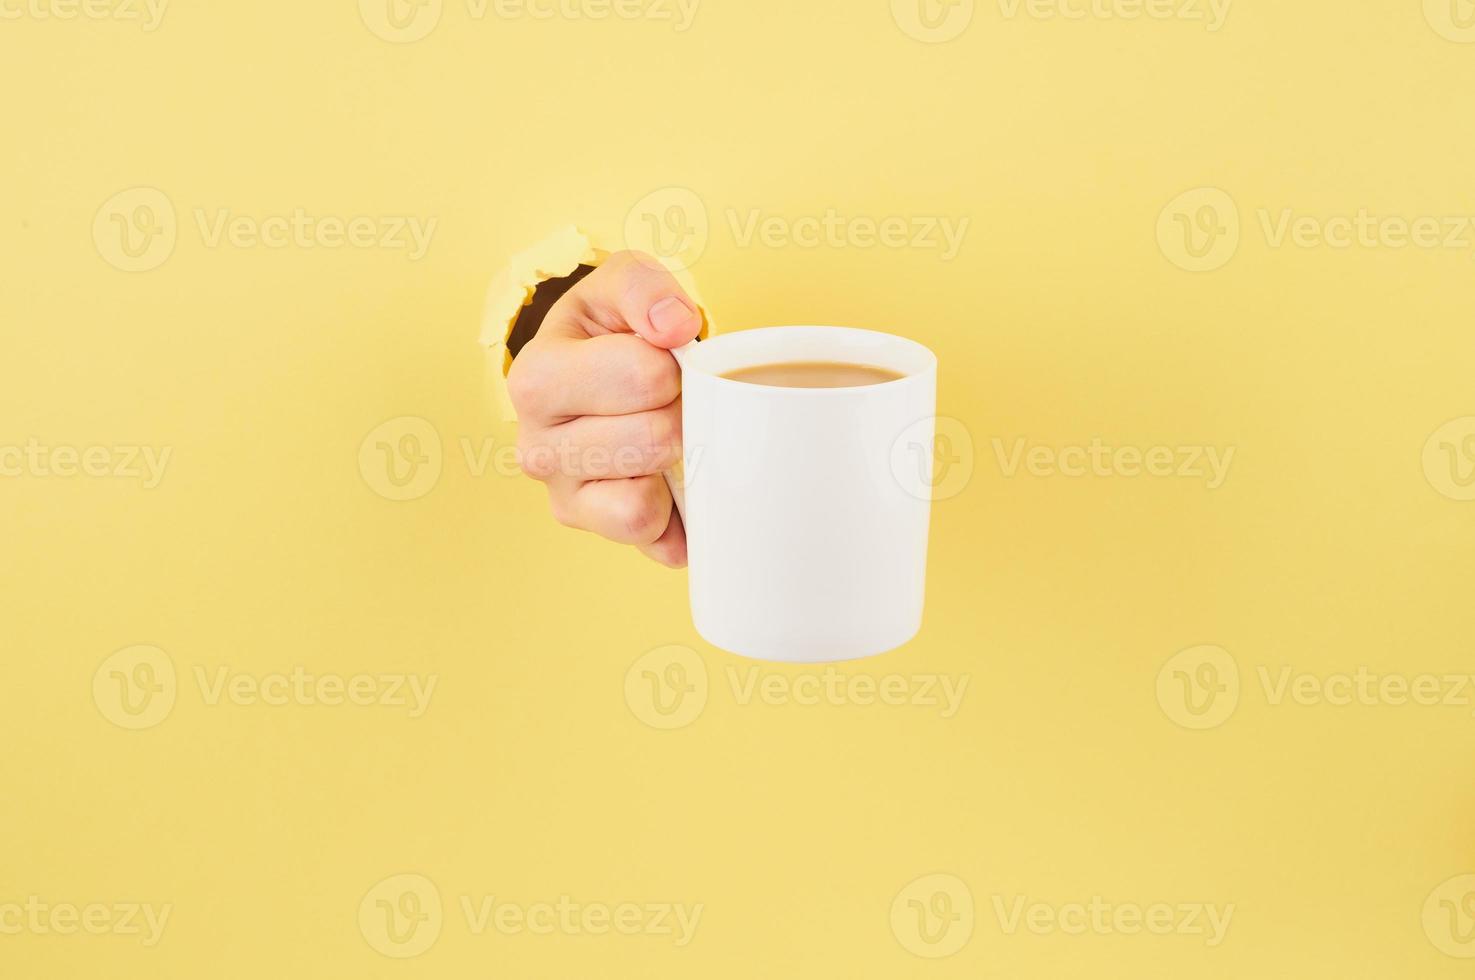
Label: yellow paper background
xmin=2 ymin=0 xmax=1474 ymax=977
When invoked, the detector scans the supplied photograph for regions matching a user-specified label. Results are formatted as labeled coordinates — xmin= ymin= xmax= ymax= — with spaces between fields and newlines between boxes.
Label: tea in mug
xmin=720 ymin=361 xmax=905 ymax=388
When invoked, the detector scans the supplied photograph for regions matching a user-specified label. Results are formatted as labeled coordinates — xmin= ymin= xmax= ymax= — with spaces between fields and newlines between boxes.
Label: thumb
xmin=550 ymin=250 xmax=704 ymax=350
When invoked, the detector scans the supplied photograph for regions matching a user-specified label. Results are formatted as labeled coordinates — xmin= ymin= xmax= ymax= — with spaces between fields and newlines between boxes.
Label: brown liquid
xmin=720 ymin=361 xmax=905 ymax=388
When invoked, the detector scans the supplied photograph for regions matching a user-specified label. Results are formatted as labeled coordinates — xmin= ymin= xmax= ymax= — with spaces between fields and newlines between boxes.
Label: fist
xmin=506 ymin=251 xmax=703 ymax=567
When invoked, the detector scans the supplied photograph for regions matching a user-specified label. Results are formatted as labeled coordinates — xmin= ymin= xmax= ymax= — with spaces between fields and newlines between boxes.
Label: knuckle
xmin=646 ymin=407 xmax=680 ymax=460
xmin=516 ymin=436 xmax=558 ymax=482
xmin=606 ymin=250 xmax=673 ymax=298
xmin=647 ymin=406 xmax=674 ymax=444
xmin=614 ymin=485 xmax=667 ymax=543
xmin=548 ymin=492 xmax=579 ymax=528
xmin=505 ymin=358 xmax=549 ymax=418
xmin=627 ymin=349 xmax=678 ymax=408
xmin=607 ymin=249 xmax=658 ymax=275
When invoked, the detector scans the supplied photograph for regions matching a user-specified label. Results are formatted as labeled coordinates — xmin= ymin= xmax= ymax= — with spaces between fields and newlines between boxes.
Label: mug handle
xmin=661 ymin=341 xmax=695 ymax=524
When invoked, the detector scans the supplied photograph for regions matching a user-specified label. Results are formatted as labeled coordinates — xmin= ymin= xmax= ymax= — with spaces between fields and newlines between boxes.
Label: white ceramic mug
xmin=665 ymin=326 xmax=937 ymax=662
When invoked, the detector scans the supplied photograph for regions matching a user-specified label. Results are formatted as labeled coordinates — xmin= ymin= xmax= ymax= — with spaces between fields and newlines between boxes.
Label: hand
xmin=506 ymin=251 xmax=703 ymax=567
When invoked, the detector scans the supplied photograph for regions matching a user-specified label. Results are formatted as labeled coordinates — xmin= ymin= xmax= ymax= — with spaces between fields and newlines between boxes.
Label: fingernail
xmin=648 ymin=296 xmax=697 ymax=336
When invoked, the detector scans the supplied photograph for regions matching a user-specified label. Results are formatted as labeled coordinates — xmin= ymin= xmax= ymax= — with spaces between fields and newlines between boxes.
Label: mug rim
xmin=681 ymin=325 xmax=937 ymax=394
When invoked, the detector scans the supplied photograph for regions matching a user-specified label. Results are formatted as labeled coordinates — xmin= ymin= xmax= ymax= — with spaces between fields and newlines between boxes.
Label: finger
xmin=507 ymin=332 xmax=681 ymax=421
xmin=539 ymin=250 xmax=704 ymax=349
xmin=638 ymin=509 xmax=687 ymax=568
xmin=519 ymin=403 xmax=680 ymax=481
xmin=546 ymin=474 xmax=673 ymax=547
